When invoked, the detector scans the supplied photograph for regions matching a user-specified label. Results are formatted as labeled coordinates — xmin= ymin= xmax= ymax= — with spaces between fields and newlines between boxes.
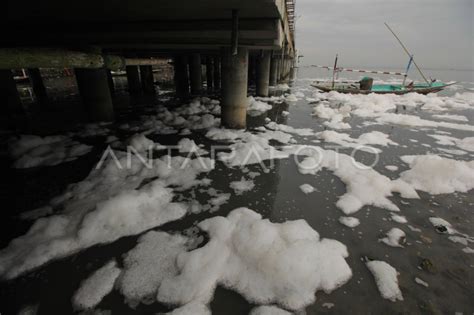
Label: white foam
xmin=157 ymin=208 xmax=352 ymax=311
xmin=391 ymin=214 xmax=407 ymax=224
xmin=414 ymin=277 xmax=429 ymax=287
xmin=248 ymin=96 xmax=273 ymax=116
xmin=126 ymin=133 xmax=156 ymax=152
xmin=72 ymin=260 xmax=121 ymax=311
xmin=9 ymin=135 xmax=92 ymax=168
xmin=316 ymin=130 xmax=396 ymax=153
xmin=0 ymin=155 xmax=213 ymax=279
xmin=117 ymin=231 xmax=188 ymax=307
xmin=338 ymin=216 xmax=360 ymax=228
xmin=366 ymin=260 xmax=403 ymax=302
xmin=432 ymin=114 xmax=469 ymax=122
xmin=286 ymin=145 xmax=419 ymax=214
xmin=299 ymin=183 xmax=315 ymax=194
xmin=230 ymin=177 xmax=255 ymax=195
xmin=266 ymin=121 xmax=315 ymax=136
xmin=249 ymin=305 xmax=292 ymax=315
xmin=400 ymin=155 xmax=474 ymax=194
xmin=379 ymin=228 xmax=406 ymax=247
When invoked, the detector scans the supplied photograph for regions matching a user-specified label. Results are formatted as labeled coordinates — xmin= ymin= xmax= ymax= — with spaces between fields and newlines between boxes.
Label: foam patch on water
xmin=0 ymin=154 xmax=214 ymax=279
xmin=309 ymin=91 xmax=474 ymax=132
xmin=379 ymin=228 xmax=406 ymax=247
xmin=156 ymin=208 xmax=352 ymax=311
xmin=247 ymin=96 xmax=273 ymax=116
xmin=249 ymin=305 xmax=292 ymax=315
xmin=338 ymin=216 xmax=360 ymax=228
xmin=400 ymin=155 xmax=474 ymax=194
xmin=366 ymin=260 xmax=403 ymax=302
xmin=72 ymin=260 xmax=121 ymax=311
xmin=229 ymin=177 xmax=255 ymax=195
xmin=316 ymin=130 xmax=397 ymax=153
xmin=299 ymin=183 xmax=315 ymax=194
xmin=8 ymin=135 xmax=92 ymax=168
xmin=286 ymin=145 xmax=419 ymax=214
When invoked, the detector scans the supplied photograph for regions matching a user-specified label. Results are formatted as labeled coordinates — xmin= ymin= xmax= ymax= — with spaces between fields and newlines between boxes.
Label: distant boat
xmin=310 ymin=23 xmax=456 ymax=95
xmin=311 ymin=77 xmax=455 ymax=95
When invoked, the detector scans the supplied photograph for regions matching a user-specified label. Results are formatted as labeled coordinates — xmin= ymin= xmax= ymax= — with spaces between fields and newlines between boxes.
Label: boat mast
xmin=384 ymin=22 xmax=430 ymax=85
xmin=332 ymin=54 xmax=338 ymax=89
xmin=402 ymin=55 xmax=414 ymax=86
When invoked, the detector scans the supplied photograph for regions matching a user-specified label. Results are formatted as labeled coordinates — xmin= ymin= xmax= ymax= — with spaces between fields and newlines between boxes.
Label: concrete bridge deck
xmin=2 ymin=0 xmax=296 ymax=129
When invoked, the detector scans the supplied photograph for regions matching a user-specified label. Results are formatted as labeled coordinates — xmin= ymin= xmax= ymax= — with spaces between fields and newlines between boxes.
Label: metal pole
xmin=402 ymin=55 xmax=413 ymax=87
xmin=384 ymin=23 xmax=430 ymax=85
xmin=331 ymin=54 xmax=338 ymax=89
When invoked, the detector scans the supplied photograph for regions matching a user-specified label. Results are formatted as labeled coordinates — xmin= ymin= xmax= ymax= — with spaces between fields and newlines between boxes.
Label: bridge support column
xmin=248 ymin=55 xmax=256 ymax=88
xmin=140 ymin=65 xmax=155 ymax=94
xmin=126 ymin=66 xmax=141 ymax=95
xmin=289 ymin=59 xmax=296 ymax=81
xmin=189 ymin=53 xmax=202 ymax=95
xmin=213 ymin=56 xmax=221 ymax=90
xmin=75 ymin=68 xmax=114 ymax=121
xmin=221 ymin=47 xmax=248 ymax=129
xmin=0 ymin=69 xmax=22 ymax=115
xmin=256 ymin=51 xmax=271 ymax=96
xmin=206 ymin=57 xmax=214 ymax=93
xmin=27 ymin=68 xmax=49 ymax=107
xmin=106 ymin=69 xmax=115 ymax=95
xmin=174 ymin=55 xmax=190 ymax=98
xmin=270 ymin=56 xmax=278 ymax=86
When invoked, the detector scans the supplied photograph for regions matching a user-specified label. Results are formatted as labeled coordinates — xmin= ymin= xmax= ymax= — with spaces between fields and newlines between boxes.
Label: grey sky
xmin=295 ymin=0 xmax=474 ymax=70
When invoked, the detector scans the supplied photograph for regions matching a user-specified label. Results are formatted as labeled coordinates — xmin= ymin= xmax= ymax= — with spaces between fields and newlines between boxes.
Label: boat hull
xmin=311 ymin=81 xmax=454 ymax=95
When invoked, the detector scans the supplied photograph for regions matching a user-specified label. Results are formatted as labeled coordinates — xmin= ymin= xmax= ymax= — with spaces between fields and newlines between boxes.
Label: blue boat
xmin=310 ymin=23 xmax=456 ymax=95
xmin=311 ymin=78 xmax=455 ymax=95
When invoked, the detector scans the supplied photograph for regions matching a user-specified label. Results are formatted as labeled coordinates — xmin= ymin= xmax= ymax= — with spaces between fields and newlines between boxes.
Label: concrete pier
xmin=106 ymin=69 xmax=115 ymax=95
xmin=189 ymin=53 xmax=202 ymax=95
xmin=221 ymin=47 xmax=248 ymax=129
xmin=139 ymin=65 xmax=155 ymax=94
xmin=0 ymin=69 xmax=22 ymax=114
xmin=256 ymin=51 xmax=271 ymax=96
xmin=269 ymin=56 xmax=278 ymax=86
xmin=126 ymin=66 xmax=141 ymax=95
xmin=206 ymin=57 xmax=214 ymax=93
xmin=174 ymin=55 xmax=190 ymax=98
xmin=27 ymin=68 xmax=49 ymax=107
xmin=74 ymin=68 xmax=114 ymax=121
xmin=213 ymin=56 xmax=221 ymax=91
xmin=2 ymin=0 xmax=296 ymax=127
xmin=248 ymin=56 xmax=256 ymax=87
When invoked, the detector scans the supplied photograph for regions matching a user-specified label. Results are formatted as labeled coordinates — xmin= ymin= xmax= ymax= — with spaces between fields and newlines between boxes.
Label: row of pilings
xmin=0 ymin=48 xmax=295 ymax=130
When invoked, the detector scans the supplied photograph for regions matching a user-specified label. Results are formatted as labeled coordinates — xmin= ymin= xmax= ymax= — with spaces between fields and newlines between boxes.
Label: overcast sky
xmin=295 ymin=0 xmax=473 ymax=70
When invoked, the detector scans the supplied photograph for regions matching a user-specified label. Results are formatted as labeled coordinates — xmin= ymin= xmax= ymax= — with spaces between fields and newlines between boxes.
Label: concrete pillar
xmin=289 ymin=59 xmax=296 ymax=81
xmin=213 ymin=56 xmax=221 ymax=90
xmin=75 ymin=68 xmax=114 ymax=121
xmin=106 ymin=69 xmax=115 ymax=95
xmin=248 ymin=55 xmax=256 ymax=87
xmin=220 ymin=47 xmax=248 ymax=129
xmin=27 ymin=68 xmax=49 ymax=106
xmin=270 ymin=57 xmax=278 ymax=86
xmin=256 ymin=51 xmax=271 ymax=97
xmin=189 ymin=53 xmax=202 ymax=95
xmin=206 ymin=57 xmax=214 ymax=93
xmin=126 ymin=65 xmax=141 ymax=95
xmin=0 ymin=69 xmax=23 ymax=115
xmin=140 ymin=65 xmax=155 ymax=94
xmin=174 ymin=55 xmax=190 ymax=98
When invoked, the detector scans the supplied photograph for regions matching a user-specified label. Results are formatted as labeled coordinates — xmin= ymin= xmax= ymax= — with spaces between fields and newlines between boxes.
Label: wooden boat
xmin=310 ymin=23 xmax=456 ymax=95
xmin=311 ymin=79 xmax=455 ymax=95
